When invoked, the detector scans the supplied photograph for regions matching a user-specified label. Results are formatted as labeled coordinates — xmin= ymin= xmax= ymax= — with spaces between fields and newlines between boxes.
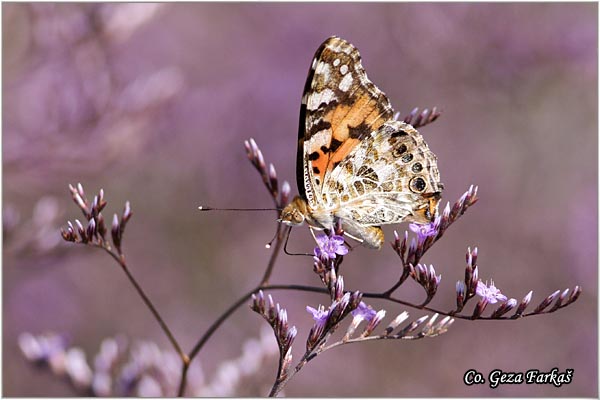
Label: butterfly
xmin=280 ymin=36 xmax=444 ymax=249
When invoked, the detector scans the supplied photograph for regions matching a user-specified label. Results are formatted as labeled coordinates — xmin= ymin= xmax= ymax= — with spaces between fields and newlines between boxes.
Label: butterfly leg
xmin=283 ymin=227 xmax=314 ymax=257
xmin=309 ymin=226 xmax=319 ymax=244
xmin=343 ymin=223 xmax=384 ymax=250
xmin=342 ymin=231 xmax=364 ymax=250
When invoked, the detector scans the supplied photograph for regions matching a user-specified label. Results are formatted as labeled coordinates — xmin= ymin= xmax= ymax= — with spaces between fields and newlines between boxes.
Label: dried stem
xmin=260 ymin=225 xmax=290 ymax=286
xmin=100 ymin=247 xmax=187 ymax=361
xmin=57 ymin=134 xmax=581 ymax=397
xmin=178 ymin=224 xmax=290 ymax=395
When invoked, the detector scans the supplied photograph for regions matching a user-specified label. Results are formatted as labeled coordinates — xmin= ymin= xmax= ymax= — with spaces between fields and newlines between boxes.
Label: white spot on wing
xmin=328 ymin=41 xmax=354 ymax=55
xmin=310 ymin=129 xmax=332 ymax=147
xmin=338 ymin=73 xmax=353 ymax=92
xmin=340 ymin=64 xmax=348 ymax=75
xmin=316 ymin=62 xmax=331 ymax=83
xmin=333 ymin=58 xmax=340 ymax=67
xmin=307 ymin=88 xmax=336 ymax=110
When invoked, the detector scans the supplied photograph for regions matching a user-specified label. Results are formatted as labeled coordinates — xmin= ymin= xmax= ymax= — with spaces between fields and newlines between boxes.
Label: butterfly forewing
xmin=298 ymin=36 xmax=395 ymax=209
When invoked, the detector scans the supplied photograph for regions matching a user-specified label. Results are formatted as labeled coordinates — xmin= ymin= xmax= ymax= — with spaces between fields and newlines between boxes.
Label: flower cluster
xmin=60 ymin=183 xmax=131 ymax=255
xmin=409 ymin=218 xmax=440 ymax=242
xmin=314 ymin=234 xmax=349 ymax=260
xmin=250 ymin=291 xmax=297 ymax=381
xmin=476 ymin=280 xmax=507 ymax=304
xmin=305 ymin=289 xmax=363 ymax=350
xmin=244 ymin=138 xmax=290 ymax=211
xmin=394 ymin=107 xmax=441 ymax=129
xmin=19 ymin=330 xmax=277 ymax=396
xmin=410 ymin=263 xmax=442 ymax=305
xmin=24 ymin=136 xmax=582 ymax=397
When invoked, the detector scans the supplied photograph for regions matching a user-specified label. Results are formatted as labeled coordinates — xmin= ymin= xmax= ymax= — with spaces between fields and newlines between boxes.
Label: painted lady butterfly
xmin=280 ymin=36 xmax=444 ymax=249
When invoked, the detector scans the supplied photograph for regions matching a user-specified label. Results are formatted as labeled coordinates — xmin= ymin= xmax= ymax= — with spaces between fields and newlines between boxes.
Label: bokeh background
xmin=3 ymin=2 xmax=597 ymax=397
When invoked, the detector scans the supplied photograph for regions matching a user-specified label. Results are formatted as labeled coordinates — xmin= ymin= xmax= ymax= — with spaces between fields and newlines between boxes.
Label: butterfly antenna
xmin=265 ymin=227 xmax=280 ymax=249
xmin=198 ymin=206 xmax=281 ymax=212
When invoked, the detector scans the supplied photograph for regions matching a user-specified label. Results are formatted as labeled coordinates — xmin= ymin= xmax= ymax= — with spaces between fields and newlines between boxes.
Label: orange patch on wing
xmin=309 ymin=148 xmax=329 ymax=182
xmin=306 ymin=91 xmax=391 ymax=187
xmin=327 ymin=104 xmax=352 ymax=141
xmin=330 ymin=138 xmax=360 ymax=164
xmin=307 ymin=136 xmax=360 ymax=183
xmin=329 ymin=97 xmax=375 ymax=140
xmin=327 ymin=96 xmax=389 ymax=143
xmin=365 ymin=106 xmax=385 ymax=127
xmin=307 ymin=95 xmax=391 ymax=184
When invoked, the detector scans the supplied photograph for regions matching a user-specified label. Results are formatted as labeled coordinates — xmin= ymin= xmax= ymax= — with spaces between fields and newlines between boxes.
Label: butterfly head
xmin=279 ymin=196 xmax=308 ymax=226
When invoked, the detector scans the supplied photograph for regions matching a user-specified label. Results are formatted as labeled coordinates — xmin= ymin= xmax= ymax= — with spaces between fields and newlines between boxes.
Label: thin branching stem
xmin=269 ymin=348 xmax=288 ymax=397
xmin=58 ymin=179 xmax=578 ymax=397
xmin=382 ymin=270 xmax=409 ymax=296
xmin=267 ymin=327 xmax=338 ymax=397
xmin=319 ymin=333 xmax=427 ymax=353
xmin=268 ymin=351 xmax=309 ymax=397
xmin=176 ymin=284 xmax=260 ymax=395
xmin=260 ymin=225 xmax=290 ymax=286
xmin=176 ymin=284 xmax=328 ymax=395
xmin=93 ymin=244 xmax=187 ymax=361
xmin=176 ymin=362 xmax=190 ymax=397
xmin=361 ymin=291 xmax=552 ymax=320
xmin=177 ymin=223 xmax=290 ymax=395
xmin=86 ymin=228 xmax=557 ymax=397
xmin=66 ymin=229 xmax=571 ymax=397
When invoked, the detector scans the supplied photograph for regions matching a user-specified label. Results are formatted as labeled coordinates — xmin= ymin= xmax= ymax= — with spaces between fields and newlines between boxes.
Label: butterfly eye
xmin=409 ymin=177 xmax=427 ymax=193
xmin=290 ymin=210 xmax=304 ymax=225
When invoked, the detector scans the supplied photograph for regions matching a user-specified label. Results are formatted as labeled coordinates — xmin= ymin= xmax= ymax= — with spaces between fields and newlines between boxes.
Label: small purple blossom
xmin=351 ymin=301 xmax=377 ymax=322
xmin=409 ymin=217 xmax=440 ymax=241
xmin=306 ymin=305 xmax=329 ymax=328
xmin=314 ymin=234 xmax=349 ymax=259
xmin=476 ymin=280 xmax=508 ymax=304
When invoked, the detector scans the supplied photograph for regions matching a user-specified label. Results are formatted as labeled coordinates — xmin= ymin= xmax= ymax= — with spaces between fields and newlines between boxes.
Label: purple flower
xmin=409 ymin=217 xmax=440 ymax=241
xmin=476 ymin=280 xmax=508 ymax=304
xmin=351 ymin=301 xmax=377 ymax=322
xmin=306 ymin=305 xmax=329 ymax=328
xmin=314 ymin=234 xmax=349 ymax=259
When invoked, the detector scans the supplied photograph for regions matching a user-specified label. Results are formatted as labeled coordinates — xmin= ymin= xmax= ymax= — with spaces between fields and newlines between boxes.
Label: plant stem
xmin=177 ymin=223 xmax=289 ymax=395
xmin=101 ymin=246 xmax=186 ymax=360
xmin=268 ymin=354 xmax=308 ymax=397
xmin=176 ymin=359 xmax=190 ymax=396
xmin=260 ymin=225 xmax=289 ymax=286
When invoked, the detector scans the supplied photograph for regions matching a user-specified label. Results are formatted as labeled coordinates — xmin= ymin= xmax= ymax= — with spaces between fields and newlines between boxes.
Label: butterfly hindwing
xmin=324 ymin=121 xmax=443 ymax=226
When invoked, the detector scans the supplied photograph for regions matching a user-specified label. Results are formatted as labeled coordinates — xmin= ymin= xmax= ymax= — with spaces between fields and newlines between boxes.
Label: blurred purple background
xmin=3 ymin=3 xmax=597 ymax=396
